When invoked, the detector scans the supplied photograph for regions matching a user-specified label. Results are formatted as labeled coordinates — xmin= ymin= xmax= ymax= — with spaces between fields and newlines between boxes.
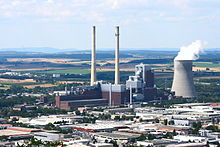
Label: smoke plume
xmin=175 ymin=40 xmax=207 ymax=60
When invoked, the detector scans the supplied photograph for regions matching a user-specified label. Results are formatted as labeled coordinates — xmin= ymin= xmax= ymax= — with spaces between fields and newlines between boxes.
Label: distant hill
xmin=0 ymin=47 xmax=80 ymax=53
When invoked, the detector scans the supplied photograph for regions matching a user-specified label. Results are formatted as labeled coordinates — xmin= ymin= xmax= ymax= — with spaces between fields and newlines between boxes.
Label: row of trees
xmin=0 ymin=107 xmax=68 ymax=118
xmin=17 ymin=138 xmax=65 ymax=147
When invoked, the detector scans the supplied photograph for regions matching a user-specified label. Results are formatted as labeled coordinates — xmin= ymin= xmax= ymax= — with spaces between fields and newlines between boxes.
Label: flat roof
xmin=66 ymin=144 xmax=89 ymax=147
xmin=174 ymin=103 xmax=210 ymax=106
xmin=72 ymin=121 xmax=129 ymax=130
xmin=144 ymin=139 xmax=179 ymax=144
xmin=0 ymin=124 xmax=12 ymax=127
xmin=8 ymin=127 xmax=41 ymax=132
xmin=0 ymin=129 xmax=31 ymax=136
xmin=94 ymin=131 xmax=140 ymax=139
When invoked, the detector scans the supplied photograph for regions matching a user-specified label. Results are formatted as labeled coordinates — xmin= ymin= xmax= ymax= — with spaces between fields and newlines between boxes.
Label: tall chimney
xmin=90 ymin=26 xmax=96 ymax=86
xmin=171 ymin=60 xmax=196 ymax=98
xmin=115 ymin=26 xmax=120 ymax=85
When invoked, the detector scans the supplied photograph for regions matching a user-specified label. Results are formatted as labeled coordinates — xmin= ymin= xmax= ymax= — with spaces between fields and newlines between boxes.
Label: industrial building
xmin=0 ymin=127 xmax=42 ymax=141
xmin=55 ymin=85 xmax=108 ymax=110
xmin=18 ymin=114 xmax=84 ymax=126
xmin=126 ymin=63 xmax=156 ymax=102
xmin=34 ymin=132 xmax=68 ymax=142
xmin=72 ymin=120 xmax=130 ymax=133
xmin=135 ymin=103 xmax=220 ymax=126
xmin=55 ymin=26 xmax=157 ymax=110
xmin=92 ymin=131 xmax=140 ymax=142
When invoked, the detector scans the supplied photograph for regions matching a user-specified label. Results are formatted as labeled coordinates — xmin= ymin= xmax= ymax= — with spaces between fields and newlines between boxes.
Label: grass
xmin=0 ymin=86 xmax=10 ymax=90
xmin=194 ymin=62 xmax=220 ymax=68
xmin=60 ymin=78 xmax=90 ymax=81
xmin=40 ymin=68 xmax=90 ymax=74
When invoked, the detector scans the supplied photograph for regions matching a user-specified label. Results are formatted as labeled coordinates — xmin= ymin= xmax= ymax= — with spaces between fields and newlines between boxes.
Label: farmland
xmin=0 ymin=50 xmax=219 ymax=90
xmin=193 ymin=62 xmax=220 ymax=68
xmin=24 ymin=84 xmax=57 ymax=89
xmin=0 ymin=78 xmax=36 ymax=84
xmin=40 ymin=68 xmax=90 ymax=74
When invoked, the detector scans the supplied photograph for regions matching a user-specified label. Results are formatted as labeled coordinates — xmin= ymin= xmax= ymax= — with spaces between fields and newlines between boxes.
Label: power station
xmin=55 ymin=26 xmax=157 ymax=110
xmin=55 ymin=26 xmax=199 ymax=110
xmin=171 ymin=60 xmax=196 ymax=98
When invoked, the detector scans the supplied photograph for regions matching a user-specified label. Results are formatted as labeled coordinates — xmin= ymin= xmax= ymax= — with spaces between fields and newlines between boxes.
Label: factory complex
xmin=55 ymin=26 xmax=157 ymax=110
xmin=55 ymin=26 xmax=197 ymax=110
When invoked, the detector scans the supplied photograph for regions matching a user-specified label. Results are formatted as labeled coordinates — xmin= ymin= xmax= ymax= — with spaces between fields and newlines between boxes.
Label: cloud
xmin=164 ymin=16 xmax=185 ymax=22
xmin=0 ymin=0 xmax=218 ymax=25
xmin=47 ymin=0 xmax=54 ymax=4
xmin=157 ymin=0 xmax=190 ymax=8
xmin=109 ymin=0 xmax=149 ymax=9
xmin=81 ymin=11 xmax=107 ymax=22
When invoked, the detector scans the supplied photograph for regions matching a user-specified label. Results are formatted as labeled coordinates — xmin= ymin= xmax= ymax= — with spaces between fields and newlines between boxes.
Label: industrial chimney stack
xmin=115 ymin=26 xmax=120 ymax=85
xmin=90 ymin=26 xmax=96 ymax=86
xmin=171 ymin=60 xmax=196 ymax=98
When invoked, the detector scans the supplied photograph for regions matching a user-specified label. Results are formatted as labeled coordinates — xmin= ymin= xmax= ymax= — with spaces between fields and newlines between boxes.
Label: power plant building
xmin=55 ymin=26 xmax=157 ymax=110
xmin=55 ymin=64 xmax=156 ymax=110
xmin=55 ymin=85 xmax=108 ymax=110
xmin=126 ymin=63 xmax=157 ymax=102
xmin=100 ymin=82 xmax=128 ymax=106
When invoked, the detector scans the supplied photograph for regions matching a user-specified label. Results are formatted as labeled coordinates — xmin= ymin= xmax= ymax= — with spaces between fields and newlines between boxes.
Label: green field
xmin=0 ymin=84 xmax=10 ymax=90
xmin=40 ymin=69 xmax=90 ymax=74
xmin=194 ymin=62 xmax=220 ymax=68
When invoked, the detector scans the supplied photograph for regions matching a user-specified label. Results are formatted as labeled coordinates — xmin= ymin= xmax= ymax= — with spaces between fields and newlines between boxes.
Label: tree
xmin=114 ymin=115 xmax=120 ymax=120
xmin=192 ymin=122 xmax=202 ymax=129
xmin=212 ymin=118 xmax=216 ymax=125
xmin=129 ymin=138 xmax=136 ymax=143
xmin=0 ymin=136 xmax=8 ymax=141
xmin=164 ymin=119 xmax=168 ymax=125
xmin=121 ymin=115 xmax=127 ymax=120
xmin=168 ymin=120 xmax=174 ymax=125
xmin=206 ymin=141 xmax=210 ymax=147
xmin=206 ymin=125 xmax=219 ymax=132
xmin=75 ymin=110 xmax=81 ymax=115
xmin=154 ymin=118 xmax=159 ymax=123
xmin=147 ymin=134 xmax=156 ymax=140
xmin=44 ymin=123 xmax=55 ymax=130
xmin=99 ymin=114 xmax=111 ymax=120
xmin=173 ymin=129 xmax=177 ymax=136
xmin=137 ymin=134 xmax=146 ymax=141
xmin=109 ymin=140 xmax=118 ymax=147
xmin=191 ymin=122 xmax=202 ymax=135
xmin=91 ymin=118 xmax=96 ymax=124
xmin=29 ymin=138 xmax=43 ymax=146
xmin=163 ymin=132 xmax=173 ymax=139
xmin=18 ymin=138 xmax=65 ymax=147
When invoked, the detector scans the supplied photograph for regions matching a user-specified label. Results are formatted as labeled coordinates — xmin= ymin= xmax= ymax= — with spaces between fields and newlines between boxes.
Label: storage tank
xmin=171 ymin=60 xmax=196 ymax=98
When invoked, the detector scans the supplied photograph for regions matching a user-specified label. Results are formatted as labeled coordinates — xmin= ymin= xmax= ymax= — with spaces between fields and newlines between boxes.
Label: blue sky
xmin=0 ymin=0 xmax=219 ymax=50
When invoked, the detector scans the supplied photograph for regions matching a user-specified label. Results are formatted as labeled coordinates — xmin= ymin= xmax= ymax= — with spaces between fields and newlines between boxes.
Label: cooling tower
xmin=171 ymin=60 xmax=196 ymax=98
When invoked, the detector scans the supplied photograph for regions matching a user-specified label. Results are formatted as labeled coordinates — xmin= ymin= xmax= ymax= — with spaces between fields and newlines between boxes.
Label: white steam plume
xmin=175 ymin=40 xmax=207 ymax=60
